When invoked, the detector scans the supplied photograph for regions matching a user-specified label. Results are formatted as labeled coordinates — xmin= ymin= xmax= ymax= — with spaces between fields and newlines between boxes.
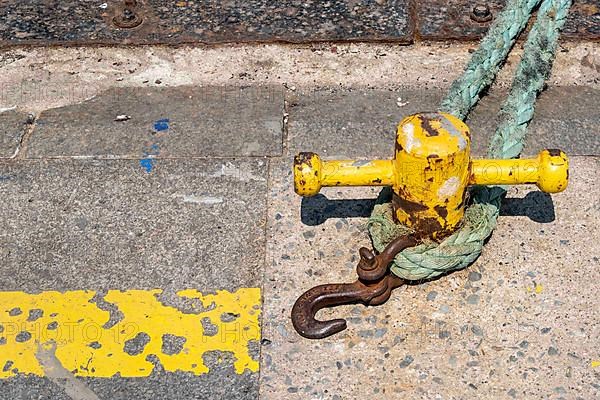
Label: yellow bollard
xmin=294 ymin=112 xmax=568 ymax=239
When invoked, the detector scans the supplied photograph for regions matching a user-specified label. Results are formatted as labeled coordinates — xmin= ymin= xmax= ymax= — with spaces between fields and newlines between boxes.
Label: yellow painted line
xmin=0 ymin=288 xmax=260 ymax=378
xmin=591 ymin=360 xmax=600 ymax=368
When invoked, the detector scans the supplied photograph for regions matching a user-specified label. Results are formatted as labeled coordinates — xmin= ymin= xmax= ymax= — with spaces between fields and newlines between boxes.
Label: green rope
xmin=440 ymin=0 xmax=543 ymax=121
xmin=369 ymin=0 xmax=572 ymax=281
xmin=487 ymin=0 xmax=573 ymax=160
xmin=478 ymin=0 xmax=572 ymax=206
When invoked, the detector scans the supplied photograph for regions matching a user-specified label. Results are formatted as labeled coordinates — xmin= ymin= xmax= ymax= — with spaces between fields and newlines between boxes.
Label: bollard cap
xmin=396 ymin=112 xmax=470 ymax=158
xmin=294 ymin=152 xmax=323 ymax=196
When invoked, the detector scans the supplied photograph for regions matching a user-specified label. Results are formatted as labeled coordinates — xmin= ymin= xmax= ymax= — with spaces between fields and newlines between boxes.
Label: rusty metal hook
xmin=356 ymin=235 xmax=418 ymax=281
xmin=291 ymin=274 xmax=405 ymax=339
xmin=291 ymin=235 xmax=416 ymax=339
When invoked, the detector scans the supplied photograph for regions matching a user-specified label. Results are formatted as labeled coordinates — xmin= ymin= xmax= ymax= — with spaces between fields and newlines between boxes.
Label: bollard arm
xmin=469 ymin=149 xmax=569 ymax=193
xmin=293 ymin=152 xmax=394 ymax=196
xmin=294 ymin=149 xmax=568 ymax=196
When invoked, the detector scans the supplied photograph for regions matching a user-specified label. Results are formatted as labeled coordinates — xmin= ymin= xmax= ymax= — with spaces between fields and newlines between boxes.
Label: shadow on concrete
xmin=499 ymin=191 xmax=556 ymax=223
xmin=301 ymin=190 xmax=555 ymax=226
xmin=301 ymin=195 xmax=377 ymax=226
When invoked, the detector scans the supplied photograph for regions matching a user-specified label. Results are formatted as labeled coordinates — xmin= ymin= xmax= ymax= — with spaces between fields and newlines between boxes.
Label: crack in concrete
xmin=12 ymin=112 xmax=38 ymax=159
xmin=35 ymin=342 xmax=101 ymax=400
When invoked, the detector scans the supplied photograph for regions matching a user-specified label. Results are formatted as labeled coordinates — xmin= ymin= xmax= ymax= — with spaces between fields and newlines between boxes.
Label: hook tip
xmin=292 ymin=316 xmax=347 ymax=339
xmin=291 ymin=285 xmax=353 ymax=339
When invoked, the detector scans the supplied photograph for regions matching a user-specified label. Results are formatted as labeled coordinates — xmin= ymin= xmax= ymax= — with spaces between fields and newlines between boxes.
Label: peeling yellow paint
xmin=591 ymin=360 xmax=600 ymax=368
xmin=393 ymin=112 xmax=471 ymax=238
xmin=0 ymin=288 xmax=261 ymax=378
xmin=527 ymin=284 xmax=544 ymax=294
xmin=535 ymin=284 xmax=544 ymax=294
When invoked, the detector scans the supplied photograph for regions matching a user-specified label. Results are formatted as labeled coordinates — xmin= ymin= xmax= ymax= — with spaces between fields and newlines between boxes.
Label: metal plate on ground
xmin=562 ymin=0 xmax=600 ymax=38
xmin=0 ymin=1 xmax=596 ymax=46
xmin=0 ymin=0 xmax=412 ymax=46
xmin=417 ymin=0 xmax=600 ymax=40
xmin=417 ymin=0 xmax=506 ymax=40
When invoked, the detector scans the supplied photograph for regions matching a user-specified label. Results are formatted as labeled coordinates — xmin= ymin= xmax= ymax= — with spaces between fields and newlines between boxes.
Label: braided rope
xmin=486 ymin=0 xmax=573 ymax=160
xmin=369 ymin=0 xmax=572 ymax=281
xmin=478 ymin=0 xmax=572 ymax=205
xmin=439 ymin=0 xmax=543 ymax=120
xmin=369 ymin=202 xmax=499 ymax=281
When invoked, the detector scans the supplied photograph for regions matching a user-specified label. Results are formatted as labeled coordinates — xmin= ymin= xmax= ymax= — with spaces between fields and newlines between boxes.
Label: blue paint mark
xmin=139 ymin=120 xmax=168 ymax=173
xmin=139 ymin=158 xmax=156 ymax=173
xmin=140 ymin=143 xmax=160 ymax=173
xmin=153 ymin=118 xmax=170 ymax=132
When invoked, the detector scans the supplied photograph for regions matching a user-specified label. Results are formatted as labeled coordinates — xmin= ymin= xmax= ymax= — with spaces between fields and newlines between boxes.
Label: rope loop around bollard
xmin=369 ymin=0 xmax=573 ymax=281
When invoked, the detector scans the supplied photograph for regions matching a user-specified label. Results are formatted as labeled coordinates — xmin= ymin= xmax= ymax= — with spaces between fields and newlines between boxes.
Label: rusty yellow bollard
xmin=291 ymin=111 xmax=569 ymax=339
xmin=294 ymin=112 xmax=568 ymax=240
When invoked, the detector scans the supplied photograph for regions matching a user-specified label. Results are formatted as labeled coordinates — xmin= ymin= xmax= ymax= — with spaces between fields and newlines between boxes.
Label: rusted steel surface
xmin=417 ymin=0 xmax=600 ymax=40
xmin=0 ymin=1 xmax=119 ymax=44
xmin=0 ymin=0 xmax=412 ymax=46
xmin=291 ymin=272 xmax=405 ymax=339
xmin=417 ymin=0 xmax=505 ymax=40
xmin=562 ymin=0 xmax=600 ymax=39
xmin=356 ymin=235 xmax=418 ymax=281
xmin=0 ymin=1 xmax=594 ymax=47
xmin=112 ymin=0 xmax=144 ymax=29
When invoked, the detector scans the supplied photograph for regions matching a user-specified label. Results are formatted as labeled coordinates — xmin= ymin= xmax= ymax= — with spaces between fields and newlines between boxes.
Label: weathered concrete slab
xmin=0 ymin=158 xmax=266 ymax=399
xmin=0 ymin=0 xmax=412 ymax=46
xmin=260 ymin=156 xmax=600 ymax=399
xmin=286 ymin=88 xmax=443 ymax=159
xmin=0 ymin=110 xmax=28 ymax=158
xmin=469 ymin=85 xmax=600 ymax=157
xmin=27 ymin=86 xmax=284 ymax=158
xmin=0 ymin=159 xmax=267 ymax=292
xmin=0 ymin=355 xmax=258 ymax=400
xmin=287 ymin=86 xmax=600 ymax=159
